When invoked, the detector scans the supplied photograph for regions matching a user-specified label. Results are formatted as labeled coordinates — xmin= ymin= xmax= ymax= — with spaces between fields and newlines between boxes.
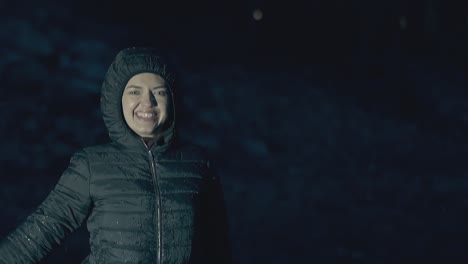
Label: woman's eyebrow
xmin=125 ymin=85 xmax=143 ymax=89
xmin=125 ymin=85 xmax=167 ymax=90
xmin=151 ymin=86 xmax=167 ymax=90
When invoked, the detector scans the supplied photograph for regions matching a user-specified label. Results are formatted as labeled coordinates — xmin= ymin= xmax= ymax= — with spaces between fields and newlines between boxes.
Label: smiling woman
xmin=121 ymin=73 xmax=172 ymax=144
xmin=0 ymin=47 xmax=231 ymax=264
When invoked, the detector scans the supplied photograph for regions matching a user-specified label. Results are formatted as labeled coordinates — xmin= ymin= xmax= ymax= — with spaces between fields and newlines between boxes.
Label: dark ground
xmin=1 ymin=0 xmax=468 ymax=263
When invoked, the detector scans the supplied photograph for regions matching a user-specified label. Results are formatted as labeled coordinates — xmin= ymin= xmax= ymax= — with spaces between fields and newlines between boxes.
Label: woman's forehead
xmin=125 ymin=73 xmax=167 ymax=88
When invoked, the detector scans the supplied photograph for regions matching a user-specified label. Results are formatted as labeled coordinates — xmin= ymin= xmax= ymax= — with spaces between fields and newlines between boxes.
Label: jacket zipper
xmin=148 ymin=149 xmax=162 ymax=264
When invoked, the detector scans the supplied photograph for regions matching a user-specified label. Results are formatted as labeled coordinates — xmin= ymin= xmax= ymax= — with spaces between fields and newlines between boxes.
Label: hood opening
xmin=100 ymin=47 xmax=177 ymax=151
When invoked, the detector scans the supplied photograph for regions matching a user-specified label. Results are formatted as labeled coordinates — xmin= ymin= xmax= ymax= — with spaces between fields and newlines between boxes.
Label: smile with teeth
xmin=136 ymin=111 xmax=158 ymax=121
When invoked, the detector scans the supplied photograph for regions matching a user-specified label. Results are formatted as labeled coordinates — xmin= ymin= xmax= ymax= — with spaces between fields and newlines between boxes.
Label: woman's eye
xmin=129 ymin=91 xmax=140 ymax=95
xmin=156 ymin=91 xmax=167 ymax=96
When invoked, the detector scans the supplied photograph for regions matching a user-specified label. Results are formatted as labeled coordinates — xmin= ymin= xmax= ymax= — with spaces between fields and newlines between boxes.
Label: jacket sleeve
xmin=202 ymin=160 xmax=232 ymax=264
xmin=0 ymin=149 xmax=92 ymax=264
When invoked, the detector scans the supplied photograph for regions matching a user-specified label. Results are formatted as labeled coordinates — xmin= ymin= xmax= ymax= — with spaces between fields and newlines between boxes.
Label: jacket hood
xmin=100 ymin=47 xmax=176 ymax=151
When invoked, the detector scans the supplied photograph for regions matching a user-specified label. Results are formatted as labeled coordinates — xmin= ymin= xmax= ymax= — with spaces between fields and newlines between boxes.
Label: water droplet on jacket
xmin=118 ymin=232 xmax=123 ymax=245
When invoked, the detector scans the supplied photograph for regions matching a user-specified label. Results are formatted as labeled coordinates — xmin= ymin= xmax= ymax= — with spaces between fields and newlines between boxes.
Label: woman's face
xmin=121 ymin=73 xmax=170 ymax=138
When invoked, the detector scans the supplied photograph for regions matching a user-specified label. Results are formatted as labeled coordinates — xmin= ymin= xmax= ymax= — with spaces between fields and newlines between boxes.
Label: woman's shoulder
xmin=69 ymin=142 xmax=122 ymax=160
xmin=80 ymin=142 xmax=120 ymax=154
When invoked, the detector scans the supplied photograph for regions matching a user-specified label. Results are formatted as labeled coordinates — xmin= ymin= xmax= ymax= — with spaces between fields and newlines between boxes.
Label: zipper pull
xmin=148 ymin=149 xmax=153 ymax=159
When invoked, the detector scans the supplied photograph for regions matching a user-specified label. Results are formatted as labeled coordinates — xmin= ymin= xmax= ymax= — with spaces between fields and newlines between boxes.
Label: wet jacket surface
xmin=0 ymin=48 xmax=231 ymax=264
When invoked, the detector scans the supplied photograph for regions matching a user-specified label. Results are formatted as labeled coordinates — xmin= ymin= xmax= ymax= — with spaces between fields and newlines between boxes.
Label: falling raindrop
xmin=399 ymin=16 xmax=407 ymax=30
xmin=253 ymin=9 xmax=263 ymax=21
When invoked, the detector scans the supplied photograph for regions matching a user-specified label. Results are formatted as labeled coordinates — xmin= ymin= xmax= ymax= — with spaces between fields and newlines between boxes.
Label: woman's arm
xmin=0 ymin=149 xmax=92 ymax=263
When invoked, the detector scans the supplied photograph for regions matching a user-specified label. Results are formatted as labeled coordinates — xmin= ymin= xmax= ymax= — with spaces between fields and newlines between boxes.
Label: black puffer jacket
xmin=0 ymin=48 xmax=231 ymax=264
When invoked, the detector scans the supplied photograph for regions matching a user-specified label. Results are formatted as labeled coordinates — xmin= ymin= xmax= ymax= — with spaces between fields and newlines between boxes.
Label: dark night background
xmin=1 ymin=0 xmax=468 ymax=263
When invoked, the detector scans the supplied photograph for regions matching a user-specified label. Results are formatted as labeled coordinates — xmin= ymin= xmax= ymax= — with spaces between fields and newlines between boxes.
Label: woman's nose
xmin=142 ymin=91 xmax=157 ymax=107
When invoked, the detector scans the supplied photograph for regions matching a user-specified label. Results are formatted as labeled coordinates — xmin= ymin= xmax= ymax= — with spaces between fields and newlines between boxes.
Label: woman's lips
xmin=136 ymin=111 xmax=156 ymax=118
xmin=135 ymin=111 xmax=158 ymax=122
